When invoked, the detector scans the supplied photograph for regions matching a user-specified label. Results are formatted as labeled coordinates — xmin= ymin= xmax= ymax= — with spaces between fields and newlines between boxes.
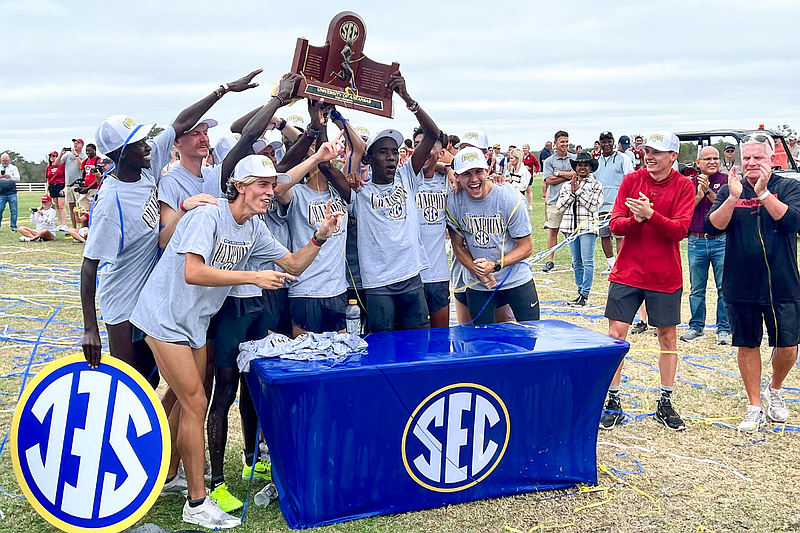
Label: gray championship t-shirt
xmin=351 ymin=163 xmax=429 ymax=289
xmin=543 ymin=153 xmax=576 ymax=205
xmin=82 ymin=127 xmax=176 ymax=324
xmin=446 ymin=184 xmax=532 ymax=291
xmin=286 ymin=184 xmax=348 ymax=298
xmin=129 ymin=201 xmax=288 ymax=348
xmin=416 ymin=172 xmax=449 ymax=283
xmin=158 ymin=163 xmax=224 ymax=211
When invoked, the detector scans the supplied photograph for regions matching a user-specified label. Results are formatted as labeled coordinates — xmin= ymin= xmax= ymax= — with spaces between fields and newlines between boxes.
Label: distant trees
xmin=0 ymin=150 xmax=46 ymax=183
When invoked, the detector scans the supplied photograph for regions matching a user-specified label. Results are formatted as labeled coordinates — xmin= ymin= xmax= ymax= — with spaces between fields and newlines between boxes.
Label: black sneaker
xmin=541 ymin=261 xmax=555 ymax=273
xmin=654 ymin=398 xmax=686 ymax=431
xmin=570 ymin=294 xmax=588 ymax=307
xmin=599 ymin=395 xmax=624 ymax=430
xmin=630 ymin=320 xmax=648 ymax=334
xmin=567 ymin=295 xmax=581 ymax=305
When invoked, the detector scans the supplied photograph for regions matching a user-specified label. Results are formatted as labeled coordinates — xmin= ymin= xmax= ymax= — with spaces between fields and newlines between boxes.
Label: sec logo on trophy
xmin=10 ymin=354 xmax=169 ymax=533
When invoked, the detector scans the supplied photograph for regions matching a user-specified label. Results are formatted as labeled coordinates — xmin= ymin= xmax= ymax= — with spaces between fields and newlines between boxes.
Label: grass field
xmin=1 ymin=183 xmax=799 ymax=533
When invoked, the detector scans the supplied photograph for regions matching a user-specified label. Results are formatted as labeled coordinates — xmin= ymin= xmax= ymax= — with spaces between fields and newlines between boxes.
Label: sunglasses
xmin=741 ymin=133 xmax=775 ymax=150
xmin=724 ymin=149 xmax=734 ymax=153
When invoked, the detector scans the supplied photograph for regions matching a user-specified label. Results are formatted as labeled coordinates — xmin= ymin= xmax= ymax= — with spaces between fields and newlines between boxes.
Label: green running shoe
xmin=242 ymin=460 xmax=272 ymax=482
xmin=209 ymin=483 xmax=243 ymax=513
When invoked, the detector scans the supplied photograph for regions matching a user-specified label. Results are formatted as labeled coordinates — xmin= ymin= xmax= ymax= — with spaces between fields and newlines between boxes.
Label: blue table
xmin=246 ymin=320 xmax=629 ymax=529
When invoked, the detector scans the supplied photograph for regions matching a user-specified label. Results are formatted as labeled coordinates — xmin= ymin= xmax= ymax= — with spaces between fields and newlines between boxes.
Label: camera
xmin=72 ymin=177 xmax=86 ymax=193
xmin=1 ymin=170 xmax=5 ymax=176
xmin=64 ymin=147 xmax=72 ymax=152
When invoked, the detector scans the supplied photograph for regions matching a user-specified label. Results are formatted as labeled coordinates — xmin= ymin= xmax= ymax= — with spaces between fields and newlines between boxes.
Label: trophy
xmin=290 ymin=11 xmax=400 ymax=118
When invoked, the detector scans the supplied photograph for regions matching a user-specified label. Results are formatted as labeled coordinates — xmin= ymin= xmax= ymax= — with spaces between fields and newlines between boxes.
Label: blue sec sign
xmin=10 ymin=354 xmax=169 ymax=533
xmin=401 ymin=383 xmax=510 ymax=493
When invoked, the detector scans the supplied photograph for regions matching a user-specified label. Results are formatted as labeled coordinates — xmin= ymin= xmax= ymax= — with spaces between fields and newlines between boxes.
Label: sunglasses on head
xmin=741 ymin=133 xmax=775 ymax=150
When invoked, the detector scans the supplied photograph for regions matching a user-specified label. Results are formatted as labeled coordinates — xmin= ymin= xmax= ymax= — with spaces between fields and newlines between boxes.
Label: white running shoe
xmin=737 ymin=405 xmax=766 ymax=433
xmin=160 ymin=473 xmax=188 ymax=497
xmin=182 ymin=497 xmax=240 ymax=529
xmin=763 ymin=385 xmax=789 ymax=423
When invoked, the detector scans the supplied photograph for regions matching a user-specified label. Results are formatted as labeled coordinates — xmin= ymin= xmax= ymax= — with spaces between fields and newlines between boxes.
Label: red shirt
xmin=46 ymin=164 xmax=65 ymax=185
xmin=523 ymin=153 xmax=539 ymax=173
xmin=82 ymin=156 xmax=101 ymax=187
xmin=609 ymin=168 xmax=695 ymax=293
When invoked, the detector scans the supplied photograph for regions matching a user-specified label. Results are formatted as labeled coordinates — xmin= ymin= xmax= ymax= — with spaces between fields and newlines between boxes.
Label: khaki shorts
xmin=64 ymin=185 xmax=80 ymax=205
xmin=545 ymin=206 xmax=563 ymax=229
xmin=77 ymin=190 xmax=95 ymax=211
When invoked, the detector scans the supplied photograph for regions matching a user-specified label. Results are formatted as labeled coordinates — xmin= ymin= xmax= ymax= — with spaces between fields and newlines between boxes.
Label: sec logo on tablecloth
xmin=10 ymin=354 xmax=169 ymax=533
xmin=401 ymin=383 xmax=510 ymax=492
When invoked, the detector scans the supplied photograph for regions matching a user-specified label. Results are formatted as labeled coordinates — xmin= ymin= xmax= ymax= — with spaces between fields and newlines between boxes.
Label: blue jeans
xmin=687 ymin=234 xmax=729 ymax=333
xmin=567 ymin=232 xmax=596 ymax=297
xmin=0 ymin=193 xmax=18 ymax=228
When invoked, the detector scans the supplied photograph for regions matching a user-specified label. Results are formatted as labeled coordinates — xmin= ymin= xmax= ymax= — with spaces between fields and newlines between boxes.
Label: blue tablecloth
xmin=246 ymin=320 xmax=629 ymax=529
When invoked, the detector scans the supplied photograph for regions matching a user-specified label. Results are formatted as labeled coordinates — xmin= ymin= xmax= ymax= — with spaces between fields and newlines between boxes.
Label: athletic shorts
xmin=604 ymin=282 xmax=681 ymax=328
xmin=726 ymin=301 xmax=800 ymax=348
xmin=597 ymin=212 xmax=619 ymax=239
xmin=423 ymin=281 xmax=450 ymax=313
xmin=545 ymin=207 xmax=563 ymax=229
xmin=263 ymin=287 xmax=292 ymax=336
xmin=465 ymin=280 xmax=540 ymax=325
xmin=454 ymin=290 xmax=468 ymax=305
xmin=48 ymin=183 xmax=65 ymax=198
xmin=289 ymin=293 xmax=348 ymax=333
xmin=208 ymin=295 xmax=271 ymax=367
xmin=365 ymin=276 xmax=429 ymax=333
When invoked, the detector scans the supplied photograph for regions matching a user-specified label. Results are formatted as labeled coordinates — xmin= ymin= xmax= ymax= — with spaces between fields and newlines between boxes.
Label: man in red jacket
xmin=599 ymin=131 xmax=695 ymax=431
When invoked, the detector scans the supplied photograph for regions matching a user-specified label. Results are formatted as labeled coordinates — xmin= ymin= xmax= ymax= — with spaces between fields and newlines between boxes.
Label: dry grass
xmin=1 ymin=187 xmax=799 ymax=533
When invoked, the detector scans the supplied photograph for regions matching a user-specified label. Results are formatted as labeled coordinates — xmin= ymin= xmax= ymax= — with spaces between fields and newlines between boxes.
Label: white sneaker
xmin=160 ymin=472 xmax=188 ymax=497
xmin=763 ymin=385 xmax=789 ymax=423
xmin=600 ymin=267 xmax=612 ymax=275
xmin=737 ymin=405 xmax=766 ymax=433
xmin=19 ymin=236 xmax=31 ymax=242
xmin=182 ymin=497 xmax=240 ymax=529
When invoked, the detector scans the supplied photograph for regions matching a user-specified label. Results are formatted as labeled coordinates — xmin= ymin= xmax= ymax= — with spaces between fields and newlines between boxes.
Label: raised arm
xmin=274 ymin=133 xmax=345 ymax=205
xmin=172 ymin=69 xmax=262 ymax=139
xmin=388 ymin=71 xmax=440 ymax=176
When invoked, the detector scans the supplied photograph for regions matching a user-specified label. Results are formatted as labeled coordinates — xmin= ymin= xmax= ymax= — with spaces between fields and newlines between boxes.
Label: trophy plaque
xmin=290 ymin=12 xmax=400 ymax=118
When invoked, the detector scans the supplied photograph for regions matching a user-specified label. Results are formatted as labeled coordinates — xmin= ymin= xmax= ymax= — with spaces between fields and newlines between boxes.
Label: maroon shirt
xmin=689 ymin=171 xmax=727 ymax=234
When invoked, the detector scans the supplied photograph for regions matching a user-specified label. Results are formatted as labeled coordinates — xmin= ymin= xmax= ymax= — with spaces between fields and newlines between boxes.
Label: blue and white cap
xmin=453 ymin=147 xmax=489 ymax=174
xmin=231 ymin=155 xmax=290 ymax=185
xmin=95 ymin=115 xmax=155 ymax=154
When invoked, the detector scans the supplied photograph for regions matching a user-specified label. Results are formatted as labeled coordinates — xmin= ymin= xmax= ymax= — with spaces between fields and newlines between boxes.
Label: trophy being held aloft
xmin=290 ymin=11 xmax=399 ymax=118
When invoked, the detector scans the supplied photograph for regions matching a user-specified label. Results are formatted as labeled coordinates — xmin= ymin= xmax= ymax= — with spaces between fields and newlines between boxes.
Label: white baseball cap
xmin=261 ymin=130 xmax=284 ymax=151
xmin=645 ymin=131 xmax=679 ymax=152
xmin=95 ymin=115 xmax=155 ymax=154
xmin=453 ymin=147 xmax=489 ymax=174
xmin=365 ymin=128 xmax=404 ymax=154
xmin=354 ymin=125 xmax=370 ymax=140
xmin=213 ymin=134 xmax=268 ymax=165
xmin=231 ymin=155 xmax=291 ymax=185
xmin=284 ymin=114 xmax=308 ymax=130
xmin=458 ymin=129 xmax=489 ymax=150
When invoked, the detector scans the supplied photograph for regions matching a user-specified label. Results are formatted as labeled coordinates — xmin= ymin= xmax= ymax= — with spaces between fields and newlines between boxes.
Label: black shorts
xmin=604 ymin=282 xmax=681 ymax=328
xmin=465 ymin=280 xmax=540 ymax=325
xmin=289 ymin=293 xmax=348 ymax=333
xmin=726 ymin=301 xmax=800 ymax=348
xmin=454 ymin=290 xmax=468 ymax=305
xmin=49 ymin=183 xmax=65 ymax=198
xmin=208 ymin=295 xmax=271 ymax=367
xmin=423 ymin=281 xmax=450 ymax=313
xmin=365 ymin=276 xmax=430 ymax=333
xmin=262 ymin=287 xmax=292 ymax=336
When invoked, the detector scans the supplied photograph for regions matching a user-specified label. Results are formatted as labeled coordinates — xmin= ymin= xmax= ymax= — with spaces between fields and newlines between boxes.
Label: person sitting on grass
xmin=19 ymin=195 xmax=56 ymax=242
xmin=66 ymin=205 xmax=89 ymax=243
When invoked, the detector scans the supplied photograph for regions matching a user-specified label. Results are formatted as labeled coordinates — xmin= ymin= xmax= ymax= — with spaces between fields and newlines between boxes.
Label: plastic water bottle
xmin=254 ymin=482 xmax=278 ymax=506
xmin=346 ymin=299 xmax=361 ymax=335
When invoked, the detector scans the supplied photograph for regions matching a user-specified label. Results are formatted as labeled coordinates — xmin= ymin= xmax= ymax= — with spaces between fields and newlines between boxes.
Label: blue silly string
xmin=457 ymin=270 xmax=512 ymax=327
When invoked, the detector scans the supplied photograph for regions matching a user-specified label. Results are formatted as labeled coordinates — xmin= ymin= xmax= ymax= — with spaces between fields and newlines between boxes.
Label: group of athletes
xmin=79 ymin=68 xmax=539 ymax=528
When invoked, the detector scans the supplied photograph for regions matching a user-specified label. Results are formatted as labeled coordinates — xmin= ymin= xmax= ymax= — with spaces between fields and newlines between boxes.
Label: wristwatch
xmin=493 ymin=260 xmax=502 ymax=272
xmin=555 ymin=170 xmax=560 ymax=177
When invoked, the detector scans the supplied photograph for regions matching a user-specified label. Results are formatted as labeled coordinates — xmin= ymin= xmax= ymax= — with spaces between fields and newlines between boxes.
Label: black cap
xmin=599 ymin=131 xmax=614 ymax=141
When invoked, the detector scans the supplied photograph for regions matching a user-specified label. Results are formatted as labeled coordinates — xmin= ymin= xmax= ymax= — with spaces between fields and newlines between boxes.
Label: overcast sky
xmin=2 ymin=0 xmax=799 ymax=161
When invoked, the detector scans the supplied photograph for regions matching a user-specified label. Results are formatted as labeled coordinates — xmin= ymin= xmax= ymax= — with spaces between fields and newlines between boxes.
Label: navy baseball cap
xmin=619 ymin=135 xmax=631 ymax=148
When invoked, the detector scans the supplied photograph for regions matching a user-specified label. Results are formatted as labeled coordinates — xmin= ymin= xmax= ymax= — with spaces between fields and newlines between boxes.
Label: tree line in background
xmin=2 ymin=125 xmax=793 ymax=182
xmin=0 ymin=126 xmax=164 ymax=182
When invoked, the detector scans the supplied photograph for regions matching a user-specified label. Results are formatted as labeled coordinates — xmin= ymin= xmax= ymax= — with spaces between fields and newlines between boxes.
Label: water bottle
xmin=254 ymin=482 xmax=278 ymax=506
xmin=346 ymin=299 xmax=361 ymax=335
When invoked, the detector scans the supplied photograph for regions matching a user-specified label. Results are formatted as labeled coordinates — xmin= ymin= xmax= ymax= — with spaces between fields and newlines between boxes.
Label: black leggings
xmin=207 ymin=366 xmax=259 ymax=481
xmin=466 ymin=280 xmax=540 ymax=325
xmin=107 ymin=321 xmax=159 ymax=389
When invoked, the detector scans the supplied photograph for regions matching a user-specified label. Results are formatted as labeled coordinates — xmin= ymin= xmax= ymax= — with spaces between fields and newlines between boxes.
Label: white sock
xmin=606 ymin=256 xmax=615 ymax=269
